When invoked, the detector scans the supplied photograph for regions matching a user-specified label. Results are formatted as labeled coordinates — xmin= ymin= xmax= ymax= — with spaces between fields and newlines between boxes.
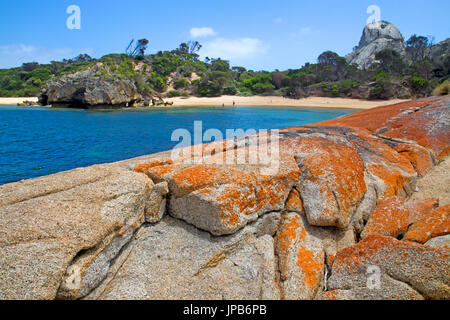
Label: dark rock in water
xmin=39 ymin=70 xmax=144 ymax=108
xmin=17 ymin=100 xmax=38 ymax=107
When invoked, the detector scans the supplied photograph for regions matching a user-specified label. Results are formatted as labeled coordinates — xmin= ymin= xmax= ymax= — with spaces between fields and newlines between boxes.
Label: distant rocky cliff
xmin=1 ymin=96 xmax=449 ymax=300
xmin=346 ymin=21 xmax=406 ymax=69
xmin=346 ymin=21 xmax=450 ymax=70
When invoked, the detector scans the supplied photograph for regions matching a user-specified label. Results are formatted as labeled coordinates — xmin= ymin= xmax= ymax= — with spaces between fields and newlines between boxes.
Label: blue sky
xmin=0 ymin=0 xmax=449 ymax=70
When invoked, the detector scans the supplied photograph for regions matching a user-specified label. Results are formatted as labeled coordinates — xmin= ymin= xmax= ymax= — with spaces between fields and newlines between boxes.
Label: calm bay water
xmin=0 ymin=105 xmax=356 ymax=185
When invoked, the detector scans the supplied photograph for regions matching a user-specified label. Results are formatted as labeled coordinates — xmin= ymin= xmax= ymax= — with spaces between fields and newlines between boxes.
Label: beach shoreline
xmin=0 ymin=96 xmax=409 ymax=110
xmin=165 ymin=96 xmax=409 ymax=109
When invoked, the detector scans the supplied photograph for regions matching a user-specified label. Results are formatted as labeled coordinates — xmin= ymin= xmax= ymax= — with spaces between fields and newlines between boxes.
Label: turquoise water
xmin=0 ymin=105 xmax=356 ymax=185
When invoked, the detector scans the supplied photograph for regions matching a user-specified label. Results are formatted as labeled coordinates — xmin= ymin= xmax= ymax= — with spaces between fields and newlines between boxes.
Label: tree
xmin=21 ymin=62 xmax=40 ymax=72
xmin=126 ymin=39 xmax=149 ymax=58
xmin=72 ymin=54 xmax=93 ymax=62
xmin=210 ymin=58 xmax=230 ymax=72
xmin=173 ymin=41 xmax=202 ymax=61
xmin=375 ymin=49 xmax=405 ymax=74
xmin=187 ymin=41 xmax=202 ymax=55
xmin=318 ymin=51 xmax=343 ymax=66
xmin=406 ymin=35 xmax=430 ymax=62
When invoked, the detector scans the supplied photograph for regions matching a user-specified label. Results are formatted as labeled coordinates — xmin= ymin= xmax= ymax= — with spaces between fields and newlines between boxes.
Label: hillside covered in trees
xmin=0 ymin=23 xmax=449 ymax=105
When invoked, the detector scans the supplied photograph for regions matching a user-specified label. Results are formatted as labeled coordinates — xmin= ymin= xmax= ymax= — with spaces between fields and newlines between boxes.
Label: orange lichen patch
xmin=286 ymin=189 xmax=304 ymax=213
xmin=366 ymin=163 xmax=412 ymax=197
xmin=403 ymin=204 xmax=450 ymax=244
xmin=146 ymin=164 xmax=176 ymax=180
xmin=379 ymin=98 xmax=450 ymax=161
xmin=281 ymin=134 xmax=366 ymax=228
xmin=333 ymin=235 xmax=406 ymax=271
xmin=276 ymin=214 xmax=303 ymax=254
xmin=394 ymin=144 xmax=433 ymax=176
xmin=361 ymin=196 xmax=409 ymax=239
xmin=134 ymin=159 xmax=174 ymax=174
xmin=296 ymin=245 xmax=323 ymax=288
xmin=313 ymin=96 xmax=441 ymax=132
xmin=406 ymin=198 xmax=439 ymax=224
xmin=320 ymin=290 xmax=338 ymax=300
xmin=171 ymin=165 xmax=254 ymax=196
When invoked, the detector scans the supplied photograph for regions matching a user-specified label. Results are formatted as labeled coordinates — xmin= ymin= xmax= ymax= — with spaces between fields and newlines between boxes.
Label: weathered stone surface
xmin=145 ymin=182 xmax=169 ymax=223
xmin=89 ymin=216 xmax=281 ymax=300
xmin=39 ymin=70 xmax=143 ymax=108
xmin=136 ymin=154 xmax=299 ymax=236
xmin=274 ymin=212 xmax=355 ymax=300
xmin=279 ymin=129 xmax=367 ymax=229
xmin=425 ymin=235 xmax=450 ymax=249
xmin=406 ymin=197 xmax=439 ymax=224
xmin=393 ymin=143 xmax=433 ymax=176
xmin=323 ymin=235 xmax=450 ymax=300
xmin=0 ymin=164 xmax=153 ymax=300
xmin=1 ymin=96 xmax=449 ymax=300
xmin=403 ymin=204 xmax=450 ymax=244
xmin=285 ymin=188 xmax=304 ymax=214
xmin=346 ymin=21 xmax=405 ymax=69
xmin=361 ymin=196 xmax=409 ymax=239
xmin=318 ymin=96 xmax=450 ymax=161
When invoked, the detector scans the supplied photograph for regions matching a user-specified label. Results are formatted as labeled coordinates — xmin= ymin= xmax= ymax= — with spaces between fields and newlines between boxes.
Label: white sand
xmin=0 ymin=96 xmax=409 ymax=110
xmin=166 ymin=96 xmax=409 ymax=109
xmin=0 ymin=97 xmax=39 ymax=105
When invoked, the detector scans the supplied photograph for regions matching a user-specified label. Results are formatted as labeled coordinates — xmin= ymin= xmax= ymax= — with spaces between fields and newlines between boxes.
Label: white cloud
xmin=200 ymin=38 xmax=268 ymax=60
xmin=274 ymin=17 xmax=284 ymax=24
xmin=189 ymin=27 xmax=216 ymax=38
xmin=0 ymin=44 xmax=93 ymax=68
xmin=299 ymin=27 xmax=312 ymax=35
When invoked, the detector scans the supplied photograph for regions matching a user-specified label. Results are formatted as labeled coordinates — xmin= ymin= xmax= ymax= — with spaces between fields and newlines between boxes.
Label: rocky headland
xmin=0 ymin=96 xmax=449 ymax=300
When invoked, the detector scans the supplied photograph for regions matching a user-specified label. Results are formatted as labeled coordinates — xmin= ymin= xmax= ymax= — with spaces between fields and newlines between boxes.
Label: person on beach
xmin=233 ymin=101 xmax=235 ymax=107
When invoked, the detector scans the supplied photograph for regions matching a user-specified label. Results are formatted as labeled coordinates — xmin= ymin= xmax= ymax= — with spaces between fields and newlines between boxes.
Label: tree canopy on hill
xmin=0 ymin=35 xmax=448 ymax=99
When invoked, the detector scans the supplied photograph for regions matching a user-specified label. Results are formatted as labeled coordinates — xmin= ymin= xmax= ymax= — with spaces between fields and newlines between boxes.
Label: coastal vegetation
xmin=0 ymin=34 xmax=449 ymax=101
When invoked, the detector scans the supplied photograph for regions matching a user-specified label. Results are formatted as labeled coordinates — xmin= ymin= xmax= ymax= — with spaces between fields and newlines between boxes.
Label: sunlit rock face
xmin=0 ymin=96 xmax=449 ymax=300
xmin=346 ymin=21 xmax=406 ymax=69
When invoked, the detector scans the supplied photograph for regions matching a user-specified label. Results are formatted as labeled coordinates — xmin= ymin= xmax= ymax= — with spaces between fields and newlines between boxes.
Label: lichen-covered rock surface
xmin=0 ymin=96 xmax=449 ymax=300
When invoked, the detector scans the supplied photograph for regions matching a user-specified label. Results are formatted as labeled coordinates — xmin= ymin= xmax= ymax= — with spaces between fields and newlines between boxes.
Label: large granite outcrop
xmin=39 ymin=70 xmax=143 ymax=108
xmin=346 ymin=21 xmax=406 ymax=69
xmin=0 ymin=96 xmax=449 ymax=300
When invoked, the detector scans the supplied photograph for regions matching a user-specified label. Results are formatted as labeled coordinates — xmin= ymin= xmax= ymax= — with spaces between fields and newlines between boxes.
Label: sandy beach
xmin=0 ymin=96 xmax=409 ymax=109
xmin=166 ymin=96 xmax=409 ymax=109
xmin=0 ymin=97 xmax=39 ymax=105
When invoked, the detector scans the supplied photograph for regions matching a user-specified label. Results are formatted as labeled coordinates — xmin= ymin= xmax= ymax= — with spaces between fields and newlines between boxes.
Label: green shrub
xmin=168 ymin=90 xmax=188 ymax=97
xmin=174 ymin=78 xmax=189 ymax=89
xmin=223 ymin=85 xmax=237 ymax=95
xmin=432 ymin=80 xmax=449 ymax=96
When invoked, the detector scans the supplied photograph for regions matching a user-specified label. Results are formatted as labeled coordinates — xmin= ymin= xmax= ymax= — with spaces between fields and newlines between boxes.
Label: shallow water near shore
xmin=0 ymin=105 xmax=356 ymax=185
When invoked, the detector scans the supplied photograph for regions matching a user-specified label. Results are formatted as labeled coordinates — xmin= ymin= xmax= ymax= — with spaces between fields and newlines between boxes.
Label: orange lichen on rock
xmin=276 ymin=214 xmax=303 ymax=255
xmin=366 ymin=163 xmax=412 ymax=197
xmin=394 ymin=143 xmax=433 ymax=176
xmin=296 ymin=245 xmax=323 ymax=288
xmin=281 ymin=134 xmax=366 ymax=228
xmin=361 ymin=196 xmax=409 ymax=239
xmin=275 ymin=213 xmax=325 ymax=298
xmin=403 ymin=204 xmax=450 ymax=244
xmin=406 ymin=198 xmax=439 ymax=224
xmin=285 ymin=188 xmax=304 ymax=214
xmin=379 ymin=98 xmax=450 ymax=161
xmin=314 ymin=97 xmax=438 ymax=132
xmin=134 ymin=159 xmax=174 ymax=174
